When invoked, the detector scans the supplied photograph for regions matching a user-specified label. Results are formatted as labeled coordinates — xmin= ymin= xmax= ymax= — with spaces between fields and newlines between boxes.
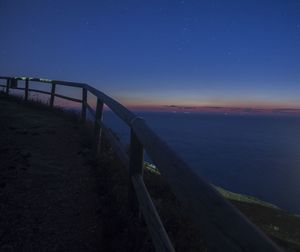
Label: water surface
xmin=103 ymin=111 xmax=300 ymax=214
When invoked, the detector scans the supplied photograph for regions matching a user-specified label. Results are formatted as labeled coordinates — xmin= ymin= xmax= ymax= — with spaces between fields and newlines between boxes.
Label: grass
xmin=0 ymin=91 xmax=80 ymax=122
xmin=214 ymin=186 xmax=280 ymax=209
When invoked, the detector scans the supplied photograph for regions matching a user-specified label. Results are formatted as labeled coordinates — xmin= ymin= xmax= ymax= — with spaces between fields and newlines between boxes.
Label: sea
xmin=101 ymin=110 xmax=300 ymax=214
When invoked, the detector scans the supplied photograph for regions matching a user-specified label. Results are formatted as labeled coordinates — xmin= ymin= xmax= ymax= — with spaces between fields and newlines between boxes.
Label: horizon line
xmin=125 ymin=104 xmax=300 ymax=115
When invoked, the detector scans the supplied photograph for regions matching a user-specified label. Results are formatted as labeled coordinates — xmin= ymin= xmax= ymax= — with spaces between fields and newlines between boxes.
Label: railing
xmin=0 ymin=76 xmax=282 ymax=252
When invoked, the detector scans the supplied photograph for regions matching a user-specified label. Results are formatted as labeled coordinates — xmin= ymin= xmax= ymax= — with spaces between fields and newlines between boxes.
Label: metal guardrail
xmin=0 ymin=76 xmax=282 ymax=251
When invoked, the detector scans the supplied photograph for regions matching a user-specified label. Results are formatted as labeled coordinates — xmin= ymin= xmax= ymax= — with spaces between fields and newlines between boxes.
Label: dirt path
xmin=0 ymin=97 xmax=104 ymax=251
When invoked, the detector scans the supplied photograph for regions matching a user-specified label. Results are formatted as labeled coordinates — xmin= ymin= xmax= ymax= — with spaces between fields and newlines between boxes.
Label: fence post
xmin=81 ymin=87 xmax=87 ymax=121
xmin=50 ymin=82 xmax=56 ymax=107
xmin=129 ymin=129 xmax=144 ymax=217
xmin=6 ymin=78 xmax=9 ymax=95
xmin=95 ymin=98 xmax=104 ymax=154
xmin=24 ymin=78 xmax=29 ymax=101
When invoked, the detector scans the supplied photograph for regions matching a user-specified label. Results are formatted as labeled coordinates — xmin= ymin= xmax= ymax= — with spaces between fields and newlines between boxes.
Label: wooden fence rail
xmin=0 ymin=76 xmax=282 ymax=252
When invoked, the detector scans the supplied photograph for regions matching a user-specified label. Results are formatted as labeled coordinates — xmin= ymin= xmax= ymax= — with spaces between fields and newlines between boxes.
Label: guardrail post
xmin=95 ymin=98 xmax=104 ymax=154
xmin=6 ymin=78 xmax=9 ymax=95
xmin=50 ymin=82 xmax=56 ymax=107
xmin=24 ymin=78 xmax=29 ymax=101
xmin=81 ymin=87 xmax=87 ymax=121
xmin=129 ymin=129 xmax=144 ymax=217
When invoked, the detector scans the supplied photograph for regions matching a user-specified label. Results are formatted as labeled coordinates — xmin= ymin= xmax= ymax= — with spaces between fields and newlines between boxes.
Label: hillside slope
xmin=1 ymin=94 xmax=299 ymax=251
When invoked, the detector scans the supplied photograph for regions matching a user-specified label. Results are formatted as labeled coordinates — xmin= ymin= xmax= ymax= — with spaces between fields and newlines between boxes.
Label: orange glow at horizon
xmin=121 ymin=99 xmax=300 ymax=111
xmin=115 ymin=96 xmax=300 ymax=115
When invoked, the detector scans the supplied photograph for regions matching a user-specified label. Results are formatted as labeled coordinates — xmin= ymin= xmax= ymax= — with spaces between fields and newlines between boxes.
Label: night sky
xmin=0 ymin=0 xmax=299 ymax=110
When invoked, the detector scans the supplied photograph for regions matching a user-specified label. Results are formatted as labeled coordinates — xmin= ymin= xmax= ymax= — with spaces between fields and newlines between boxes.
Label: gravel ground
xmin=0 ymin=96 xmax=104 ymax=251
